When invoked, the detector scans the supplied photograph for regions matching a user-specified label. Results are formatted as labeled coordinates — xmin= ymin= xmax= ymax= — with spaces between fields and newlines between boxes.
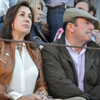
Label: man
xmin=75 ymin=0 xmax=100 ymax=44
xmin=75 ymin=0 xmax=96 ymax=16
xmin=41 ymin=8 xmax=100 ymax=100
xmin=54 ymin=0 xmax=100 ymax=45
xmin=43 ymin=0 xmax=74 ymax=42
xmin=85 ymin=0 xmax=100 ymax=24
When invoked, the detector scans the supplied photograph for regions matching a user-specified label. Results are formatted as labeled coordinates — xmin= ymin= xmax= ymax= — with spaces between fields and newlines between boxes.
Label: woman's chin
xmin=37 ymin=19 xmax=40 ymax=22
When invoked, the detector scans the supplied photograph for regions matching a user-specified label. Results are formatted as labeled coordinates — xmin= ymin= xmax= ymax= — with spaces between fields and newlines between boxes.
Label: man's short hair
xmin=63 ymin=18 xmax=77 ymax=31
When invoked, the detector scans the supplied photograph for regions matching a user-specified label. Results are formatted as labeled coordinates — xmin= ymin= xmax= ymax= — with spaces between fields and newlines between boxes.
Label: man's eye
xmin=91 ymin=21 xmax=94 ymax=24
xmin=85 ymin=21 xmax=89 ymax=24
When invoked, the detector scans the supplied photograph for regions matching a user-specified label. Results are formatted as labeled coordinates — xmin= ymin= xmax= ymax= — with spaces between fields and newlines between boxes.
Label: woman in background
xmin=17 ymin=0 xmax=48 ymax=48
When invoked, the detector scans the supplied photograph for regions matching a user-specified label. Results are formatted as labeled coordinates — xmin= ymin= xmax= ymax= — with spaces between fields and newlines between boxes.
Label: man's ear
xmin=89 ymin=11 xmax=94 ymax=16
xmin=67 ymin=23 xmax=75 ymax=33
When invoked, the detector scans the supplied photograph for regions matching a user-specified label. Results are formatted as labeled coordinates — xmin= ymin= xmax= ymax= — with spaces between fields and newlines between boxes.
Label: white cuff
xmin=8 ymin=91 xmax=23 ymax=100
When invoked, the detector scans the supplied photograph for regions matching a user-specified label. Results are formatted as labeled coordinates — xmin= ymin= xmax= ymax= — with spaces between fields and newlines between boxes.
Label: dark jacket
xmin=41 ymin=33 xmax=100 ymax=100
xmin=31 ymin=23 xmax=48 ymax=47
xmin=0 ymin=41 xmax=48 ymax=99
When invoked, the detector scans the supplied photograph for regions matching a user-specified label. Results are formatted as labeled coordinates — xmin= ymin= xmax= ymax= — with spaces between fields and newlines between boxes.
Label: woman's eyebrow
xmin=18 ymin=11 xmax=32 ymax=15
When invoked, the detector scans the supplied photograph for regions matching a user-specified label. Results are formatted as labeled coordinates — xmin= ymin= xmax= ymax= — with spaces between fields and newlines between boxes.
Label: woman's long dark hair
xmin=1 ymin=1 xmax=36 ymax=49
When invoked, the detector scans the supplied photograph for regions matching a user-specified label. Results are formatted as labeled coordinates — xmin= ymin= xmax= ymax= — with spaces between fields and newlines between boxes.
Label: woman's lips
xmin=23 ymin=24 xmax=30 ymax=28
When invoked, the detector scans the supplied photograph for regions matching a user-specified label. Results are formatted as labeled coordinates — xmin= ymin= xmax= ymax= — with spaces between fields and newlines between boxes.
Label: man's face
xmin=73 ymin=18 xmax=94 ymax=44
xmin=75 ymin=2 xmax=89 ymax=12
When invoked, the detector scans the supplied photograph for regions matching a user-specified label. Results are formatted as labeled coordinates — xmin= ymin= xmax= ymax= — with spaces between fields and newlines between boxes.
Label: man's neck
xmin=65 ymin=37 xmax=86 ymax=54
xmin=74 ymin=48 xmax=82 ymax=54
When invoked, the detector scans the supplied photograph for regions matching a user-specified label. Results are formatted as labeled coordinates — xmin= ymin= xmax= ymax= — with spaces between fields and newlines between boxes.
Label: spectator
xmin=41 ymin=8 xmax=100 ymax=100
xmin=43 ymin=0 xmax=74 ymax=42
xmin=75 ymin=0 xmax=100 ymax=44
xmin=0 ymin=2 xmax=48 ymax=100
xmin=0 ymin=0 xmax=18 ymax=34
xmin=39 ymin=4 xmax=50 ymax=41
xmin=54 ymin=0 xmax=100 ymax=45
xmin=85 ymin=0 xmax=100 ymax=24
xmin=17 ymin=0 xmax=48 ymax=49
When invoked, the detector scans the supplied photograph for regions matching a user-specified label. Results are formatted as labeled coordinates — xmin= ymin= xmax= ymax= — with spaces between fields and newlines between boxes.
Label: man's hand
xmin=92 ymin=29 xmax=100 ymax=45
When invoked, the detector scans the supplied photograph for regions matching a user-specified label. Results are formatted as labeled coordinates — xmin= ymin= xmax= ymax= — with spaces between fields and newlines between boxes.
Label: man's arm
xmin=89 ymin=52 xmax=100 ymax=99
xmin=41 ymin=46 xmax=96 ymax=100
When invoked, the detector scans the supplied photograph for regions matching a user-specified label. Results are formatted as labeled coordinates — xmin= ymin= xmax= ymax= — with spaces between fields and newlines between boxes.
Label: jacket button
xmin=91 ymin=59 xmax=94 ymax=62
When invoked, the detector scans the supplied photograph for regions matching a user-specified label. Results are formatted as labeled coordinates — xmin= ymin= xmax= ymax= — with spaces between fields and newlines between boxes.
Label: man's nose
xmin=88 ymin=22 xmax=94 ymax=30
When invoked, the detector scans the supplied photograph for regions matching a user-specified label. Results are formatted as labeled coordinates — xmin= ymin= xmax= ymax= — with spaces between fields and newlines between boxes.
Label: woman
xmin=0 ymin=2 xmax=48 ymax=100
xmin=17 ymin=0 xmax=48 ymax=48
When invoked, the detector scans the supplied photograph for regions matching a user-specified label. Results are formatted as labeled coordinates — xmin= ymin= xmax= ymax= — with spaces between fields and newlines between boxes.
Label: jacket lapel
xmin=84 ymin=46 xmax=96 ymax=82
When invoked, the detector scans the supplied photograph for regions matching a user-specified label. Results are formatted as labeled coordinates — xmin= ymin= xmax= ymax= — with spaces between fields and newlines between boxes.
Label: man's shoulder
xmin=42 ymin=39 xmax=59 ymax=48
xmin=41 ymin=39 xmax=60 ymax=54
xmin=86 ymin=41 xmax=100 ymax=55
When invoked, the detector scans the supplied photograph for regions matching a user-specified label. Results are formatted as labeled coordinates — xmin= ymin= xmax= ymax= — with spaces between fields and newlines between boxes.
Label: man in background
xmin=43 ymin=0 xmax=74 ymax=42
xmin=54 ymin=0 xmax=100 ymax=45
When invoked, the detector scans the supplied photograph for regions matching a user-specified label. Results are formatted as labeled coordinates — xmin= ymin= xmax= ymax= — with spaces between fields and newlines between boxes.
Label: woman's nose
xmin=25 ymin=16 xmax=29 ymax=22
xmin=40 ymin=10 xmax=43 ymax=15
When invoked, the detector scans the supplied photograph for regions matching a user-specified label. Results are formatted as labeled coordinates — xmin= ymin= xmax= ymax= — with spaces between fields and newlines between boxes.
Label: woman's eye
xmin=20 ymin=13 xmax=24 ymax=16
xmin=38 ymin=7 xmax=41 ymax=10
xmin=29 ymin=16 xmax=32 ymax=19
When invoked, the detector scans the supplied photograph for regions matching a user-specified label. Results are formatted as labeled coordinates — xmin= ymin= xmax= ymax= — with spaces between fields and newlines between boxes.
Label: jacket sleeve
xmin=34 ymin=49 xmax=48 ymax=96
xmin=41 ymin=46 xmax=96 ymax=100
xmin=89 ymin=52 xmax=100 ymax=99
xmin=0 ymin=83 xmax=14 ymax=100
xmin=0 ymin=83 xmax=7 ymax=93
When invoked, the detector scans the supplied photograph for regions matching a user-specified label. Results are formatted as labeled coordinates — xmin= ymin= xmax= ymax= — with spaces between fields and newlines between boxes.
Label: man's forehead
xmin=77 ymin=7 xmax=85 ymax=11
xmin=75 ymin=2 xmax=89 ymax=12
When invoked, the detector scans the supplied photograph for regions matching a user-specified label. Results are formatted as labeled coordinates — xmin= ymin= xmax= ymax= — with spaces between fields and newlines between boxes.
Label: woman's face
xmin=34 ymin=4 xmax=43 ymax=23
xmin=11 ymin=6 xmax=32 ymax=40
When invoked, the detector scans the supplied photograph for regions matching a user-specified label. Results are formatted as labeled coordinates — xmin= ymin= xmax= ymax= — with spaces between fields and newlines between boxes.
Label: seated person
xmin=41 ymin=8 xmax=100 ymax=100
xmin=0 ymin=2 xmax=48 ymax=100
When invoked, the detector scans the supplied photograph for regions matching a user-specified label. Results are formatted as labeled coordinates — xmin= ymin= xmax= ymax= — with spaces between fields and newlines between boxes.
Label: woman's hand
xmin=18 ymin=94 xmax=41 ymax=100
xmin=40 ymin=95 xmax=48 ymax=100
